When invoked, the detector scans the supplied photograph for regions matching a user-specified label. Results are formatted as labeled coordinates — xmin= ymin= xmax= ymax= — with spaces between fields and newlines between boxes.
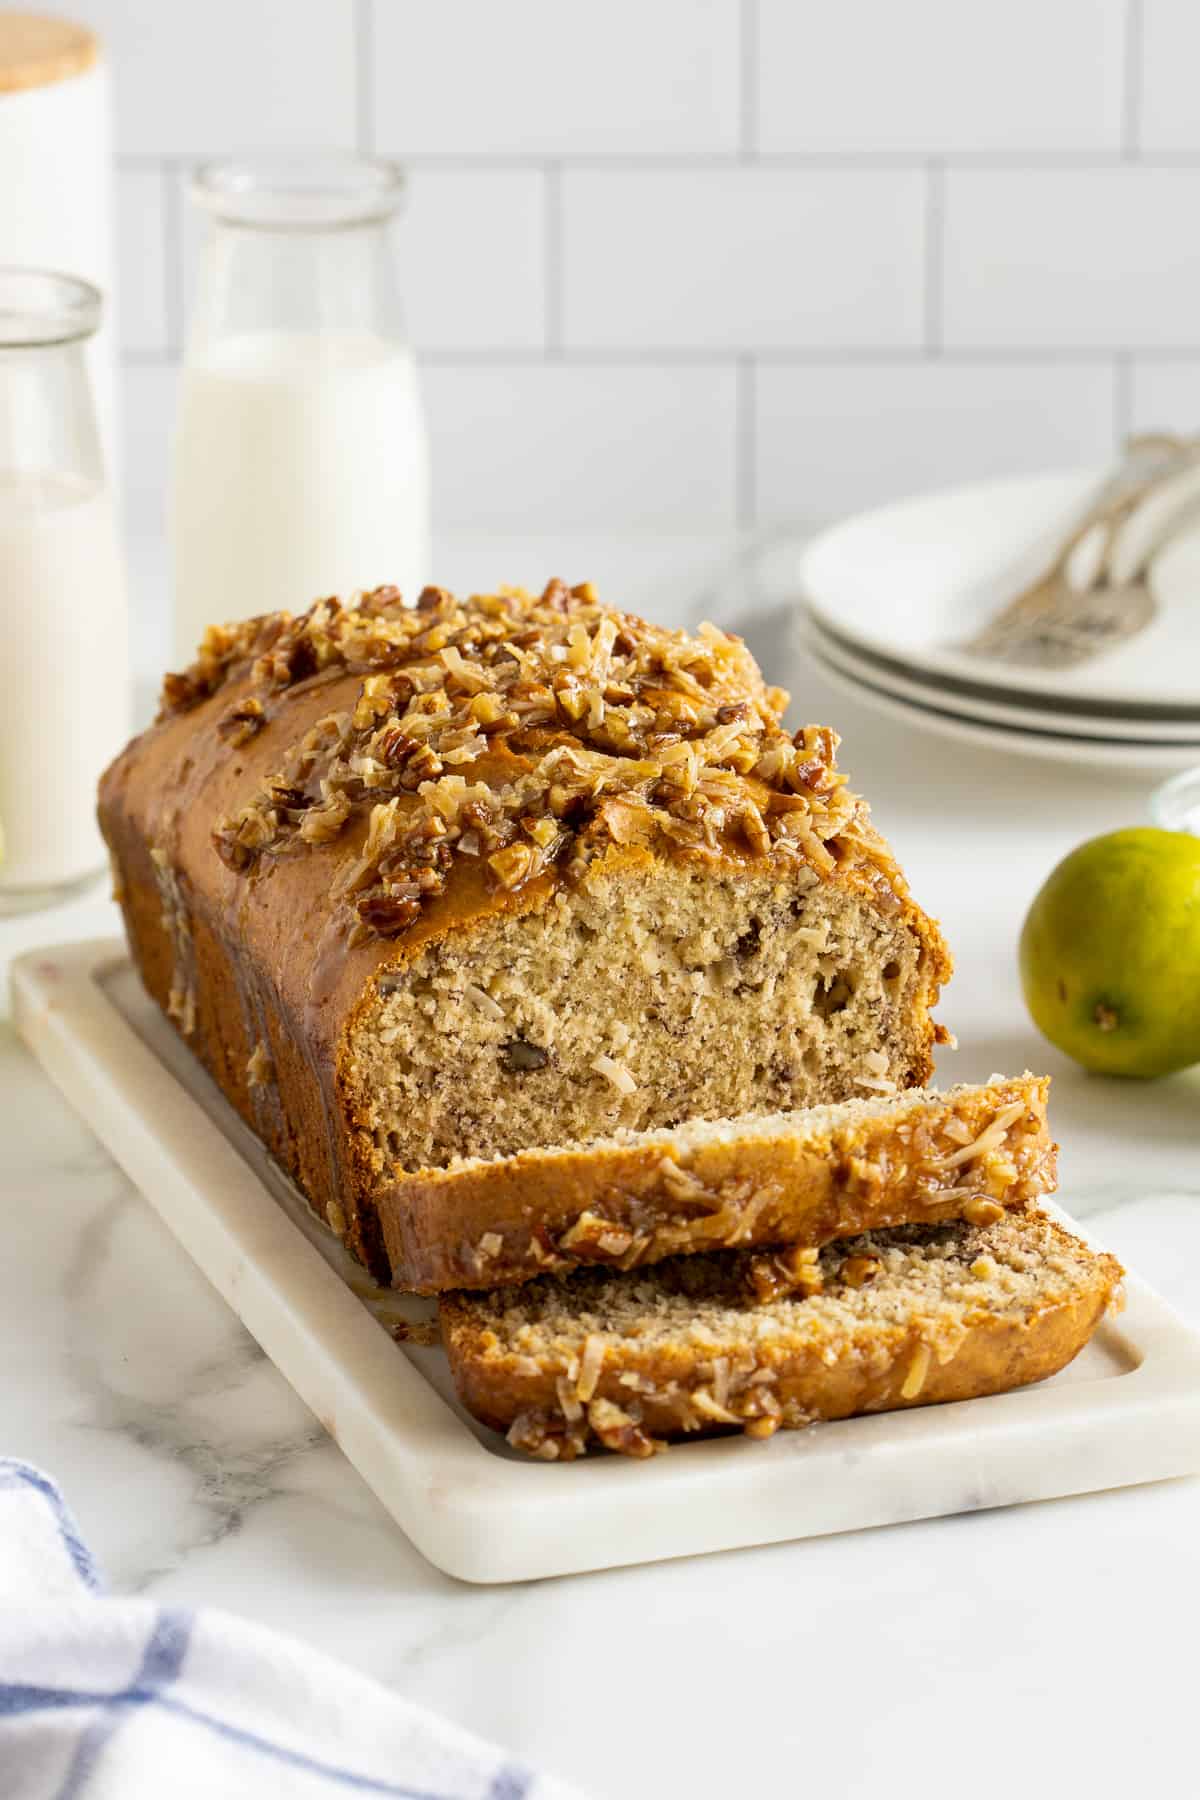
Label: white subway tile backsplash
xmin=121 ymin=361 xmax=176 ymax=527
xmin=102 ymin=0 xmax=1181 ymax=537
xmin=1138 ymin=3 xmax=1200 ymax=152
xmin=72 ymin=0 xmax=356 ymax=154
xmin=757 ymin=0 xmax=1126 ymax=153
xmin=422 ymin=363 xmax=738 ymax=528
xmin=563 ymin=170 xmax=926 ymax=350
xmin=1129 ymin=361 xmax=1200 ymax=435
xmin=943 ymin=168 xmax=1200 ymax=350
xmin=402 ymin=172 xmax=546 ymax=351
xmin=116 ymin=169 xmax=168 ymax=354
xmin=369 ymin=0 xmax=740 ymax=155
xmin=176 ymin=168 xmax=547 ymax=353
xmin=120 ymin=363 xmax=177 ymax=667
xmin=754 ymin=361 xmax=1117 ymax=526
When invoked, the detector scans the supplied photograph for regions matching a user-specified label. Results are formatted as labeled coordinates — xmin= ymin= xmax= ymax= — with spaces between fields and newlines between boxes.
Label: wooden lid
xmin=0 ymin=13 xmax=98 ymax=93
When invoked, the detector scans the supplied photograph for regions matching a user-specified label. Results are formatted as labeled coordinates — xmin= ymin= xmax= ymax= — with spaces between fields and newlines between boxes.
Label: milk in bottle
xmin=0 ymin=273 xmax=127 ymax=910
xmin=171 ymin=156 xmax=431 ymax=662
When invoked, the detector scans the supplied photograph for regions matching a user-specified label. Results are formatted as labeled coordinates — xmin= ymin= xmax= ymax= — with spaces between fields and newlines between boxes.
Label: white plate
xmin=799 ymin=469 xmax=1200 ymax=710
xmin=806 ymin=613 xmax=1200 ymax=745
xmin=807 ymin=631 xmax=1200 ymax=772
xmin=15 ymin=940 xmax=1200 ymax=1583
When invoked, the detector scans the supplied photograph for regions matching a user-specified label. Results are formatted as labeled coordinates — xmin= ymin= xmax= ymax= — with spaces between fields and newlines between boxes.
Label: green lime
xmin=1019 ymin=826 xmax=1200 ymax=1078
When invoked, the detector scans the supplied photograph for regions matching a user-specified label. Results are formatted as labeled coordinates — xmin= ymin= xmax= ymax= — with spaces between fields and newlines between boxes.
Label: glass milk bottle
xmin=0 ymin=271 xmax=128 ymax=912
xmin=171 ymin=154 xmax=431 ymax=663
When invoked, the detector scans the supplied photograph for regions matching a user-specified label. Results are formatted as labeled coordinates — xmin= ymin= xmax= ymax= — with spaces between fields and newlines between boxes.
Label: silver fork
xmin=963 ymin=434 xmax=1200 ymax=671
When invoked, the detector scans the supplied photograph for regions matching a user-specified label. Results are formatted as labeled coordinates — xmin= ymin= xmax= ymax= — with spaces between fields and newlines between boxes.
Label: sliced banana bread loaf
xmin=388 ymin=1074 xmax=1054 ymax=1291
xmin=100 ymin=581 xmax=950 ymax=1284
xmin=439 ymin=1207 xmax=1122 ymax=1459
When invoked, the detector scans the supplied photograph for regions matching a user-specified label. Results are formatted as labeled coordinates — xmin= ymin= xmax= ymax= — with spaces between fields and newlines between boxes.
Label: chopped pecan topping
xmin=557 ymin=1211 xmax=639 ymax=1263
xmin=217 ymin=695 xmax=266 ymax=746
xmin=506 ymin=1409 xmax=588 ymax=1461
xmin=743 ymin=1414 xmax=781 ymax=1440
xmin=746 ymin=1244 xmax=824 ymax=1303
xmin=172 ymin=582 xmax=870 ymax=943
xmin=390 ymin=1318 xmax=440 ymax=1346
xmin=586 ymin=1397 xmax=664 ymax=1458
xmin=355 ymin=891 xmax=423 ymax=937
xmin=961 ymin=1197 xmax=1006 ymax=1228
xmin=839 ymin=1254 xmax=881 ymax=1289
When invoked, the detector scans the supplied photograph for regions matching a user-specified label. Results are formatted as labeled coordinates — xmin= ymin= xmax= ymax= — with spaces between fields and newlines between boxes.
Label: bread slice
xmin=390 ymin=1074 xmax=1056 ymax=1292
xmin=99 ymin=581 xmax=950 ymax=1284
xmin=439 ymin=1207 xmax=1123 ymax=1459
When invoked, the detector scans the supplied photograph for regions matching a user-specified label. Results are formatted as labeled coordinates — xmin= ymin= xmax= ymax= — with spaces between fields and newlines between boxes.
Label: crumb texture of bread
xmin=354 ymin=858 xmax=940 ymax=1192
xmin=98 ymin=581 xmax=950 ymax=1285
xmin=439 ymin=1208 xmax=1123 ymax=1459
xmin=384 ymin=1074 xmax=1057 ymax=1292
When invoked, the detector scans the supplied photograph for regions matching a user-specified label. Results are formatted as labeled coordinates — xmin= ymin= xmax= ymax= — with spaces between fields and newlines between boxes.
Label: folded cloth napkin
xmin=0 ymin=1459 xmax=582 ymax=1800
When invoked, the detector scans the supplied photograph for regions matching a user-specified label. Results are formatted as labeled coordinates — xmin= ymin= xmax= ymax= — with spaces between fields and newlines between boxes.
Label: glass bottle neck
xmin=0 ymin=337 xmax=104 ymax=489
xmin=186 ymin=217 xmax=410 ymax=360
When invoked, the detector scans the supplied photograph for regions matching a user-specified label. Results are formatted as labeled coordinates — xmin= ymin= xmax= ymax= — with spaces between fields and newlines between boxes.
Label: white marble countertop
xmin=3 ymin=539 xmax=1200 ymax=1799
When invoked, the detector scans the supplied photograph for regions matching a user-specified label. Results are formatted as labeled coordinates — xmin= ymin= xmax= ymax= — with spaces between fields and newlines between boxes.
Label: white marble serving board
xmin=14 ymin=939 xmax=1200 ymax=1585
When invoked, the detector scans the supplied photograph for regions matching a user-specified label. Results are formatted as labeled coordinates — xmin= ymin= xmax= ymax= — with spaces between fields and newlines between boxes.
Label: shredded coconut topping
xmin=942 ymin=1100 xmax=1027 ymax=1169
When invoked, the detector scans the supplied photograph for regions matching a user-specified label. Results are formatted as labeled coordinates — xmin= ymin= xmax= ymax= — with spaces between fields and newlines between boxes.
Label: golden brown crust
xmin=383 ymin=1076 xmax=1056 ymax=1292
xmin=439 ymin=1210 xmax=1123 ymax=1459
xmin=99 ymin=582 xmax=951 ymax=1283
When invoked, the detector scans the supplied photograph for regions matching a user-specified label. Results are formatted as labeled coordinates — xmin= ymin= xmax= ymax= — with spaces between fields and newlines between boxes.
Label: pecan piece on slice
xmin=557 ymin=1210 xmax=637 ymax=1264
xmin=217 ymin=695 xmax=266 ymax=746
xmin=838 ymin=1254 xmax=881 ymax=1289
xmin=746 ymin=1244 xmax=824 ymax=1304
xmin=355 ymin=890 xmax=422 ymax=936
xmin=586 ymin=1397 xmax=664 ymax=1459
xmin=506 ymin=1409 xmax=588 ymax=1462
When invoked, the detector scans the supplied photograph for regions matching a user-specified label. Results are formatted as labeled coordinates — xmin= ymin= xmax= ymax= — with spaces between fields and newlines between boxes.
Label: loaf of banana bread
xmin=99 ymin=581 xmax=951 ymax=1286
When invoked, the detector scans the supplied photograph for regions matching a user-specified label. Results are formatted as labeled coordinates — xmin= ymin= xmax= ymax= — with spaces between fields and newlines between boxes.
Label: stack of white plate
xmin=798 ymin=470 xmax=1200 ymax=773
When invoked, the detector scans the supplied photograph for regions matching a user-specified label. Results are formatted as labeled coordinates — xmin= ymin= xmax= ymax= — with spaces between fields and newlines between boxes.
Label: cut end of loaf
xmin=350 ymin=852 xmax=944 ymax=1180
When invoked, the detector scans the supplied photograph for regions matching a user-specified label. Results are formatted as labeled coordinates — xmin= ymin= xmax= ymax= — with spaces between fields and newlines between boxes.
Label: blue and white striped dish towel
xmin=0 ymin=1459 xmax=583 ymax=1800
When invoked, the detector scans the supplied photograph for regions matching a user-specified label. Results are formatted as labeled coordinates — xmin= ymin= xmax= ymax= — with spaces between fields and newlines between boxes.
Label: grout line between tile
xmin=427 ymin=345 xmax=1200 ymax=367
xmin=1114 ymin=352 xmax=1134 ymax=445
xmin=114 ymin=150 xmax=1200 ymax=172
xmin=739 ymin=0 xmax=759 ymax=159
xmin=544 ymin=165 xmax=564 ymax=355
xmin=161 ymin=163 xmax=185 ymax=358
xmin=1122 ymin=0 xmax=1143 ymax=159
xmin=924 ymin=160 xmax=945 ymax=353
xmin=118 ymin=346 xmax=1200 ymax=371
xmin=736 ymin=357 xmax=756 ymax=529
xmin=354 ymin=0 xmax=375 ymax=153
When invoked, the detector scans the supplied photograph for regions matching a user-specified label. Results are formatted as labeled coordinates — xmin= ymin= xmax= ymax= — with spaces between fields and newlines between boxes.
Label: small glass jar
xmin=171 ymin=153 xmax=431 ymax=664
xmin=0 ymin=270 xmax=128 ymax=913
xmin=1150 ymin=767 xmax=1200 ymax=835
